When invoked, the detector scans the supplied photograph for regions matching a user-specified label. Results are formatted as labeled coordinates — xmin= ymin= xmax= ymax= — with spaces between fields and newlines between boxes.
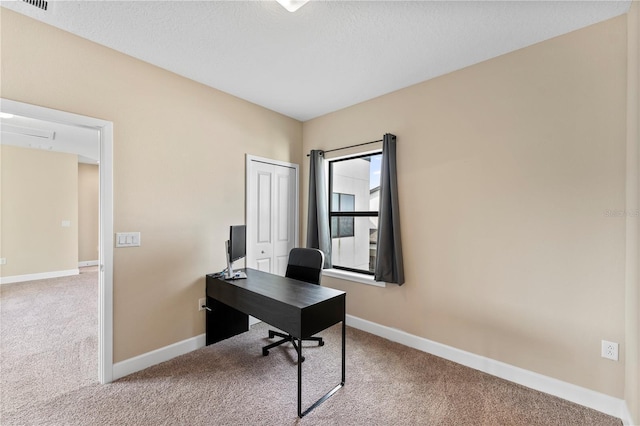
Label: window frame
xmin=328 ymin=151 xmax=382 ymax=276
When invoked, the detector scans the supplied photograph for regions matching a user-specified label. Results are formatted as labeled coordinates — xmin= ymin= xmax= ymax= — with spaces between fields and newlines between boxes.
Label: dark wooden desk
xmin=205 ymin=268 xmax=346 ymax=418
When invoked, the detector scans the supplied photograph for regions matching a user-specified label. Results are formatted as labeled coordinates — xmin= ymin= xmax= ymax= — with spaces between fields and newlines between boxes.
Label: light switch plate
xmin=115 ymin=232 xmax=141 ymax=247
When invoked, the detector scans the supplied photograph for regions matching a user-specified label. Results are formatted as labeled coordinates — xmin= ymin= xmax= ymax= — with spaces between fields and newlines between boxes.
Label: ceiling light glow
xmin=275 ymin=0 xmax=309 ymax=13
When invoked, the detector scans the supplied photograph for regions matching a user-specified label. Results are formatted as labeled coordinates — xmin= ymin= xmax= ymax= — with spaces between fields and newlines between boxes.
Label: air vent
xmin=22 ymin=0 xmax=48 ymax=11
xmin=2 ymin=124 xmax=55 ymax=140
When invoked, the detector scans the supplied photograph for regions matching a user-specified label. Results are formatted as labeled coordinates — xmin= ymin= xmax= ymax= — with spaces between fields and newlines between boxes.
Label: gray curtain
xmin=306 ymin=150 xmax=332 ymax=268
xmin=375 ymin=134 xmax=405 ymax=284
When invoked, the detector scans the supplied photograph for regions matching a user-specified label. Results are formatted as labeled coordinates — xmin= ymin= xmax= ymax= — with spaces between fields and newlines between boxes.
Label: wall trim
xmin=345 ymin=314 xmax=628 ymax=423
xmin=79 ymin=260 xmax=99 ymax=267
xmin=322 ymin=268 xmax=386 ymax=287
xmin=0 ymin=268 xmax=79 ymax=285
xmin=113 ymin=322 xmax=265 ymax=379
xmin=109 ymin=314 xmax=631 ymax=424
xmin=621 ymin=402 xmax=635 ymax=426
xmin=112 ymin=333 xmax=206 ymax=381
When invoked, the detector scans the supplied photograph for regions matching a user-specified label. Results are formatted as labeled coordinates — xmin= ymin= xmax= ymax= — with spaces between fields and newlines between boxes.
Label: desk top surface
xmin=207 ymin=268 xmax=345 ymax=309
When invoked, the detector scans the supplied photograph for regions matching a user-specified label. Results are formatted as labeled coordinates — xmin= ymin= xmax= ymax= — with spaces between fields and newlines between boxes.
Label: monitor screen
xmin=228 ymin=225 xmax=246 ymax=263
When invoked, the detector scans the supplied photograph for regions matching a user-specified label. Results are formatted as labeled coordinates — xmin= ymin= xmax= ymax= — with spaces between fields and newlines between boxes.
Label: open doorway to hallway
xmin=0 ymin=111 xmax=102 ymax=413
xmin=0 ymin=99 xmax=114 ymax=412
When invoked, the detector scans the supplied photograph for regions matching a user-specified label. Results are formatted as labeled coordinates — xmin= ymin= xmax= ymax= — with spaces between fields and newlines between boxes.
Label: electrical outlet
xmin=601 ymin=340 xmax=619 ymax=361
xmin=198 ymin=297 xmax=206 ymax=311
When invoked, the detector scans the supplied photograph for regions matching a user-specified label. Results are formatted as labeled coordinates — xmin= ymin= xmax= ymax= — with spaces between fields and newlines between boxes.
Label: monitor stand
xmin=225 ymin=240 xmax=247 ymax=280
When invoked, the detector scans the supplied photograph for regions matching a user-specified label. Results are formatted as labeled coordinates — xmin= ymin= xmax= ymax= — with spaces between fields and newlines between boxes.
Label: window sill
xmin=322 ymin=269 xmax=386 ymax=287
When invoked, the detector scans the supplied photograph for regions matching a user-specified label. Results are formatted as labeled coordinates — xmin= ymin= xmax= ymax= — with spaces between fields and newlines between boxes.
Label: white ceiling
xmin=0 ymin=0 xmax=632 ymax=122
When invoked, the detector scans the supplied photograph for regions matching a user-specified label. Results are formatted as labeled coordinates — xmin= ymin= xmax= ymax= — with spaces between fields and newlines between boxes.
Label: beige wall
xmin=303 ymin=15 xmax=628 ymax=398
xmin=0 ymin=8 xmax=302 ymax=362
xmin=625 ymin=2 xmax=639 ymax=422
xmin=0 ymin=145 xmax=78 ymax=277
xmin=78 ymin=163 xmax=99 ymax=263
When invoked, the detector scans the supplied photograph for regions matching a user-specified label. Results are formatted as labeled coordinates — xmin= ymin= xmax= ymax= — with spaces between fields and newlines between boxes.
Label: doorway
xmin=0 ymin=98 xmax=114 ymax=383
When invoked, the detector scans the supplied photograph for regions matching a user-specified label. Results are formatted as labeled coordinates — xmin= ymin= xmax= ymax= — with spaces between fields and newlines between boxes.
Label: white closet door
xmin=247 ymin=157 xmax=298 ymax=276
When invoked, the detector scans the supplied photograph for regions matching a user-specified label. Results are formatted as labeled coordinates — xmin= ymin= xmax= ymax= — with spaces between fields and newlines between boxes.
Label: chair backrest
xmin=285 ymin=248 xmax=324 ymax=285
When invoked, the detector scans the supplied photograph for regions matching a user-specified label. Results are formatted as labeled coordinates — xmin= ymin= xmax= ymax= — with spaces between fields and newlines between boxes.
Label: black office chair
xmin=262 ymin=248 xmax=325 ymax=361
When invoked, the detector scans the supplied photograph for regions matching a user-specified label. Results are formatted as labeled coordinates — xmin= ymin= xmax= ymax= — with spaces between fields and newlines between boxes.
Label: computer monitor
xmin=225 ymin=224 xmax=247 ymax=279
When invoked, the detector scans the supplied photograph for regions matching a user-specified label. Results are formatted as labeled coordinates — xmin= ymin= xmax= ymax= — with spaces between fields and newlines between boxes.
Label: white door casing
xmin=246 ymin=155 xmax=298 ymax=277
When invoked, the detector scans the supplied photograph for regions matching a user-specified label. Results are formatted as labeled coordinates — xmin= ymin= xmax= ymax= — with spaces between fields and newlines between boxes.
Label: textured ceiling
xmin=1 ymin=0 xmax=632 ymax=121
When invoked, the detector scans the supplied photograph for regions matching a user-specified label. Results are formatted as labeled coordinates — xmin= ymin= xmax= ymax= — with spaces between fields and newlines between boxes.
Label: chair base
xmin=262 ymin=330 xmax=324 ymax=362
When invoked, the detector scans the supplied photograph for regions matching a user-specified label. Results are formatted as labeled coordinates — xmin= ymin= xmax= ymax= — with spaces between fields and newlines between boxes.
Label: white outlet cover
xmin=601 ymin=340 xmax=619 ymax=361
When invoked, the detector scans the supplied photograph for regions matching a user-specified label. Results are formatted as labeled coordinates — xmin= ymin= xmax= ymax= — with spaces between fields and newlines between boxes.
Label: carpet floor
xmin=0 ymin=269 xmax=622 ymax=425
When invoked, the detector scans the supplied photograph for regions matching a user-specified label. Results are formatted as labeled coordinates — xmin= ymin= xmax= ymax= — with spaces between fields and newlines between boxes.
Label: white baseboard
xmin=108 ymin=313 xmax=632 ymax=424
xmin=113 ymin=318 xmax=266 ymax=381
xmin=621 ymin=401 xmax=636 ymax=426
xmin=346 ymin=314 xmax=629 ymax=423
xmin=0 ymin=268 xmax=80 ymax=285
xmin=112 ymin=334 xmax=206 ymax=381
xmin=112 ymin=317 xmax=266 ymax=380
xmin=78 ymin=260 xmax=99 ymax=267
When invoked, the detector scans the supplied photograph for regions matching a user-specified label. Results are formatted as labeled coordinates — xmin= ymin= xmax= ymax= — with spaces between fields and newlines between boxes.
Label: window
xmin=329 ymin=152 xmax=382 ymax=275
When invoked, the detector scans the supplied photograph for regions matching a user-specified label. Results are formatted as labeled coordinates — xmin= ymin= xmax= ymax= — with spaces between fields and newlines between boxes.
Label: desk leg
xmin=297 ymin=337 xmax=303 ymax=418
xmin=342 ymin=319 xmax=346 ymax=384
xmin=298 ymin=321 xmax=346 ymax=418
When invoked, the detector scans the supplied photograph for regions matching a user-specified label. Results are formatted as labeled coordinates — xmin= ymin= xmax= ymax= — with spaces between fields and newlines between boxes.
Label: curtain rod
xmin=306 ymin=139 xmax=383 ymax=157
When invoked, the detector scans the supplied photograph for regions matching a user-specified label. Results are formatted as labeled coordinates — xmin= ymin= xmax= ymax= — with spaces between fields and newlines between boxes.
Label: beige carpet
xmin=0 ymin=267 xmax=98 ymax=416
xmin=0 ymin=269 xmax=622 ymax=425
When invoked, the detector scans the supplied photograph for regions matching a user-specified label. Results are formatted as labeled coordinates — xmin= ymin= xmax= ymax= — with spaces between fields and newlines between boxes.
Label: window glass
xmin=329 ymin=152 xmax=382 ymax=274
xmin=330 ymin=216 xmax=378 ymax=273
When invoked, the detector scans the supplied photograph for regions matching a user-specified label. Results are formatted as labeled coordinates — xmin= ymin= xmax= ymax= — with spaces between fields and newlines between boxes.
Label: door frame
xmin=0 ymin=98 xmax=114 ymax=384
xmin=245 ymin=154 xmax=300 ymax=268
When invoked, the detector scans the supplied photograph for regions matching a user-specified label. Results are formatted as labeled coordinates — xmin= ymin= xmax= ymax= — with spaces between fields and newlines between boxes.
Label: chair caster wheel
xmin=299 ymin=356 xmax=305 ymax=363
xmin=268 ymin=331 xmax=275 ymax=338
xmin=319 ymin=341 xmax=325 ymax=347
xmin=263 ymin=349 xmax=269 ymax=356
